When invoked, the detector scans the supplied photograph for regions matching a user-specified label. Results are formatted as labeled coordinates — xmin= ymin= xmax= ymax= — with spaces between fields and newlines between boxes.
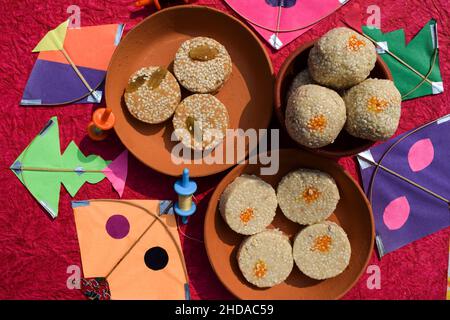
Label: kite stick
xmin=13 ymin=166 xmax=104 ymax=173
xmin=49 ymin=32 xmax=100 ymax=102
xmin=400 ymin=47 xmax=438 ymax=99
xmin=358 ymin=154 xmax=449 ymax=204
xmin=105 ymin=218 xmax=159 ymax=279
xmin=222 ymin=0 xmax=350 ymax=33
xmin=272 ymin=5 xmax=282 ymax=47
xmin=361 ymin=32 xmax=434 ymax=86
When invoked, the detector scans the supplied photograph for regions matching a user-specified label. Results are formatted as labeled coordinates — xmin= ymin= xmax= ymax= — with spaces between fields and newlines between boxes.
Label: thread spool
xmin=174 ymin=168 xmax=197 ymax=224
xmin=87 ymin=107 xmax=115 ymax=141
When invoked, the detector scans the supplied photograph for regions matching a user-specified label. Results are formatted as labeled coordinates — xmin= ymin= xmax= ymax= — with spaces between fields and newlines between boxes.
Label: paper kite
xmin=10 ymin=117 xmax=128 ymax=218
xmin=224 ymin=0 xmax=350 ymax=50
xmin=358 ymin=114 xmax=450 ymax=257
xmin=72 ymin=199 xmax=189 ymax=300
xmin=363 ymin=19 xmax=443 ymax=101
xmin=21 ymin=21 xmax=124 ymax=106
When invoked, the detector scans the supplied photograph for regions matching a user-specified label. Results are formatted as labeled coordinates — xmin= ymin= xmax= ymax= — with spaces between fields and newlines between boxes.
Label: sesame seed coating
xmin=172 ymin=94 xmax=229 ymax=150
xmin=285 ymin=84 xmax=346 ymax=148
xmin=344 ymin=78 xmax=401 ymax=141
xmin=287 ymin=68 xmax=315 ymax=100
xmin=293 ymin=222 xmax=351 ymax=280
xmin=237 ymin=230 xmax=294 ymax=288
xmin=174 ymin=37 xmax=232 ymax=93
xmin=277 ymin=169 xmax=340 ymax=225
xmin=220 ymin=175 xmax=277 ymax=235
xmin=308 ymin=27 xmax=376 ymax=89
xmin=124 ymin=66 xmax=181 ymax=124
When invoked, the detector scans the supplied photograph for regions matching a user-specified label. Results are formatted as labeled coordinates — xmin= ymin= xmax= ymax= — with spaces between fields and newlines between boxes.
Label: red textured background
xmin=0 ymin=0 xmax=448 ymax=300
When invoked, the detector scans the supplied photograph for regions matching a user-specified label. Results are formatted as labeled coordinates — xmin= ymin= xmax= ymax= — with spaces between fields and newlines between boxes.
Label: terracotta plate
xmin=204 ymin=149 xmax=374 ymax=299
xmin=105 ymin=5 xmax=274 ymax=177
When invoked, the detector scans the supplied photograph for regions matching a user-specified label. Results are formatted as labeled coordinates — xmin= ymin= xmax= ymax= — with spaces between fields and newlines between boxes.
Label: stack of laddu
xmin=286 ymin=27 xmax=402 ymax=148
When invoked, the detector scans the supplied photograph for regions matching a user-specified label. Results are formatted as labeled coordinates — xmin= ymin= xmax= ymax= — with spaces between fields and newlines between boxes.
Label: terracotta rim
xmin=105 ymin=5 xmax=274 ymax=177
xmin=204 ymin=148 xmax=375 ymax=300
xmin=274 ymin=40 xmax=393 ymax=158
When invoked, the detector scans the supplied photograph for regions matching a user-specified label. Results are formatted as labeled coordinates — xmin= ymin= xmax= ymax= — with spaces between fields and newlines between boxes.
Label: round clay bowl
xmin=274 ymin=40 xmax=393 ymax=158
xmin=204 ymin=149 xmax=374 ymax=300
xmin=106 ymin=5 xmax=273 ymax=177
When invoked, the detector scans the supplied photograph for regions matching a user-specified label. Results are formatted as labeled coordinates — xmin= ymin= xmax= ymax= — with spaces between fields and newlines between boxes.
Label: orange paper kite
xmin=72 ymin=199 xmax=189 ymax=300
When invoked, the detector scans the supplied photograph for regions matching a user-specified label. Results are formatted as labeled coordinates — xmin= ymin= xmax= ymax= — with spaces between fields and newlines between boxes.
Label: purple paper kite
xmin=358 ymin=114 xmax=450 ymax=257
xmin=21 ymin=23 xmax=124 ymax=106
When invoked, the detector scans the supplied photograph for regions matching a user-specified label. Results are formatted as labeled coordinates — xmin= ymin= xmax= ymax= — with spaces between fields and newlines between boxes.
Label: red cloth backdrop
xmin=0 ymin=0 xmax=448 ymax=299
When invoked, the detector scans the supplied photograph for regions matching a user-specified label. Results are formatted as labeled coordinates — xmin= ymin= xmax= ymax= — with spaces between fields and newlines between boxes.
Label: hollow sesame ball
xmin=344 ymin=78 xmax=401 ymax=141
xmin=308 ymin=27 xmax=376 ymax=89
xmin=285 ymin=84 xmax=346 ymax=148
xmin=174 ymin=37 xmax=232 ymax=93
xmin=124 ymin=66 xmax=181 ymax=124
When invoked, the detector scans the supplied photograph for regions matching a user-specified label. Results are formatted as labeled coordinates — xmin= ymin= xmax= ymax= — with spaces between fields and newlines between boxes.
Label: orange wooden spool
xmin=87 ymin=108 xmax=115 ymax=141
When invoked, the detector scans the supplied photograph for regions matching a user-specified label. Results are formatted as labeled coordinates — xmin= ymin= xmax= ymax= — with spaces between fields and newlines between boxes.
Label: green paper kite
xmin=363 ymin=19 xmax=443 ymax=101
xmin=11 ymin=117 xmax=128 ymax=218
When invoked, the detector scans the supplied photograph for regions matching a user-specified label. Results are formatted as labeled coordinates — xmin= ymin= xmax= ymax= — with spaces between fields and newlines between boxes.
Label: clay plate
xmin=274 ymin=41 xmax=393 ymax=158
xmin=204 ymin=149 xmax=374 ymax=299
xmin=105 ymin=5 xmax=273 ymax=177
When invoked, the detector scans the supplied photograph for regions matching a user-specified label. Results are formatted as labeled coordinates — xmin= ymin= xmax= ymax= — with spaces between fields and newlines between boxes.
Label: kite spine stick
xmin=358 ymin=155 xmax=449 ymax=204
xmin=273 ymin=5 xmax=282 ymax=47
xmin=55 ymin=35 xmax=101 ymax=103
xmin=13 ymin=167 xmax=104 ymax=173
xmin=400 ymin=47 xmax=438 ymax=99
xmin=361 ymin=32 xmax=434 ymax=86
xmin=222 ymin=0 xmax=350 ymax=33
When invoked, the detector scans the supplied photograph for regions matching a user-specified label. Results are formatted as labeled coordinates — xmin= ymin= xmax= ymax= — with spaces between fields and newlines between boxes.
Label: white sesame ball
xmin=287 ymin=68 xmax=315 ymax=100
xmin=285 ymin=84 xmax=346 ymax=148
xmin=308 ymin=27 xmax=376 ymax=89
xmin=344 ymin=78 xmax=401 ymax=141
